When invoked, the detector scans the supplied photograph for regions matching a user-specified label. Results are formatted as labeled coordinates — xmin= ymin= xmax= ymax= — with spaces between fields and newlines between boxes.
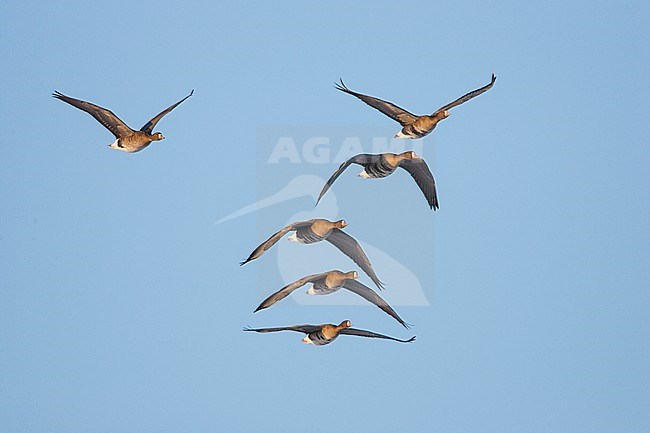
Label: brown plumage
xmin=244 ymin=320 xmax=416 ymax=346
xmin=52 ymin=90 xmax=193 ymax=153
xmin=254 ymin=270 xmax=410 ymax=328
xmin=335 ymin=74 xmax=496 ymax=139
xmin=240 ymin=218 xmax=385 ymax=290
xmin=316 ymin=150 xmax=439 ymax=210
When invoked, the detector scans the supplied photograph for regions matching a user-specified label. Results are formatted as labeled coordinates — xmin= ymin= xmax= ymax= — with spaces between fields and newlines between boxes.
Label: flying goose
xmin=254 ymin=270 xmax=409 ymax=328
xmin=335 ymin=74 xmax=496 ymax=139
xmin=52 ymin=90 xmax=193 ymax=152
xmin=240 ymin=219 xmax=385 ymax=290
xmin=244 ymin=320 xmax=415 ymax=346
xmin=316 ymin=151 xmax=438 ymax=210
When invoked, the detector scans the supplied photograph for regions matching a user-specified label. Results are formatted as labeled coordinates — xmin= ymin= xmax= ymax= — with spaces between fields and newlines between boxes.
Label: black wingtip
xmin=243 ymin=326 xmax=254 ymax=332
xmin=334 ymin=78 xmax=348 ymax=92
xmin=405 ymin=336 xmax=416 ymax=343
xmin=189 ymin=89 xmax=195 ymax=96
xmin=253 ymin=305 xmax=264 ymax=313
xmin=491 ymin=73 xmax=497 ymax=83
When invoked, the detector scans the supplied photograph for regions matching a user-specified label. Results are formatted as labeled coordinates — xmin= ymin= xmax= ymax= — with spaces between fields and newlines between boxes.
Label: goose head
xmin=338 ymin=320 xmax=352 ymax=329
xmin=333 ymin=219 xmax=347 ymax=229
xmin=435 ymin=110 xmax=450 ymax=121
xmin=401 ymin=150 xmax=419 ymax=160
xmin=152 ymin=132 xmax=165 ymax=141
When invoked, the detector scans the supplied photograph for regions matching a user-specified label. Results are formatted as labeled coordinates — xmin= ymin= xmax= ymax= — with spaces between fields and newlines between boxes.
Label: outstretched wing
xmin=399 ymin=158 xmax=439 ymax=210
xmin=325 ymin=228 xmax=385 ymax=290
xmin=343 ymin=279 xmax=410 ymax=328
xmin=316 ymin=154 xmax=376 ymax=206
xmin=335 ymin=79 xmax=419 ymax=126
xmin=240 ymin=220 xmax=313 ymax=266
xmin=340 ymin=327 xmax=416 ymax=343
xmin=53 ymin=91 xmax=134 ymax=138
xmin=140 ymin=90 xmax=194 ymax=134
xmin=433 ymin=73 xmax=497 ymax=115
xmin=254 ymin=273 xmax=329 ymax=312
xmin=243 ymin=324 xmax=321 ymax=335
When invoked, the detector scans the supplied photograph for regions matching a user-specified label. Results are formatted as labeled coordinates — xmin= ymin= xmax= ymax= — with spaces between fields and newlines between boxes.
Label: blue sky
xmin=1 ymin=1 xmax=648 ymax=432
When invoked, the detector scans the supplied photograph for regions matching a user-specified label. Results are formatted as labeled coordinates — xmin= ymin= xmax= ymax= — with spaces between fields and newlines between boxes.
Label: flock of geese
xmin=53 ymin=73 xmax=496 ymax=347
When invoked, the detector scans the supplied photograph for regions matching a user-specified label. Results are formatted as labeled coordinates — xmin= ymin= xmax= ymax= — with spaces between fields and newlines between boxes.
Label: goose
xmin=335 ymin=74 xmax=496 ymax=139
xmin=254 ymin=270 xmax=409 ymax=328
xmin=316 ymin=150 xmax=438 ymax=210
xmin=244 ymin=320 xmax=415 ymax=346
xmin=240 ymin=218 xmax=385 ymax=290
xmin=52 ymin=90 xmax=193 ymax=153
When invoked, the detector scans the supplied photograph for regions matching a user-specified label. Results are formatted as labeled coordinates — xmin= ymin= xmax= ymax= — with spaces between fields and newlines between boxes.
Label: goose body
xmin=302 ymin=322 xmax=346 ymax=346
xmin=335 ymin=74 xmax=496 ymax=140
xmin=52 ymin=90 xmax=193 ymax=153
xmin=244 ymin=320 xmax=415 ymax=346
xmin=307 ymin=270 xmax=352 ymax=295
xmin=240 ymin=218 xmax=385 ymax=290
xmin=357 ymin=155 xmax=397 ymax=179
xmin=254 ymin=270 xmax=409 ymax=328
xmin=316 ymin=151 xmax=439 ymax=210
xmin=286 ymin=220 xmax=334 ymax=244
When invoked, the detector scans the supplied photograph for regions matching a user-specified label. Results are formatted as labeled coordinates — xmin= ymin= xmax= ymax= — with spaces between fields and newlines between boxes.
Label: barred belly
xmin=402 ymin=123 xmax=433 ymax=139
xmin=307 ymin=330 xmax=337 ymax=346
xmin=294 ymin=227 xmax=326 ymax=244
xmin=363 ymin=159 xmax=397 ymax=178
xmin=309 ymin=281 xmax=338 ymax=295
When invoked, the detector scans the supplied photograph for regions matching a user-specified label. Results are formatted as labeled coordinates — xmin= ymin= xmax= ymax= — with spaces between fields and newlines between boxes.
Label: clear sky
xmin=1 ymin=1 xmax=648 ymax=432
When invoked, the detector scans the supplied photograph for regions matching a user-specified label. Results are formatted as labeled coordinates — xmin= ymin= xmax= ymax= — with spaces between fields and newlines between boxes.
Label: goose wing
xmin=325 ymin=228 xmax=385 ymax=290
xmin=339 ymin=327 xmax=416 ymax=343
xmin=240 ymin=220 xmax=314 ymax=266
xmin=335 ymin=79 xmax=418 ymax=126
xmin=140 ymin=90 xmax=194 ymax=134
xmin=399 ymin=158 xmax=439 ymax=210
xmin=254 ymin=273 xmax=329 ymax=312
xmin=243 ymin=324 xmax=321 ymax=335
xmin=52 ymin=91 xmax=134 ymax=138
xmin=316 ymin=154 xmax=376 ymax=206
xmin=433 ymin=73 xmax=497 ymax=115
xmin=342 ymin=279 xmax=410 ymax=328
